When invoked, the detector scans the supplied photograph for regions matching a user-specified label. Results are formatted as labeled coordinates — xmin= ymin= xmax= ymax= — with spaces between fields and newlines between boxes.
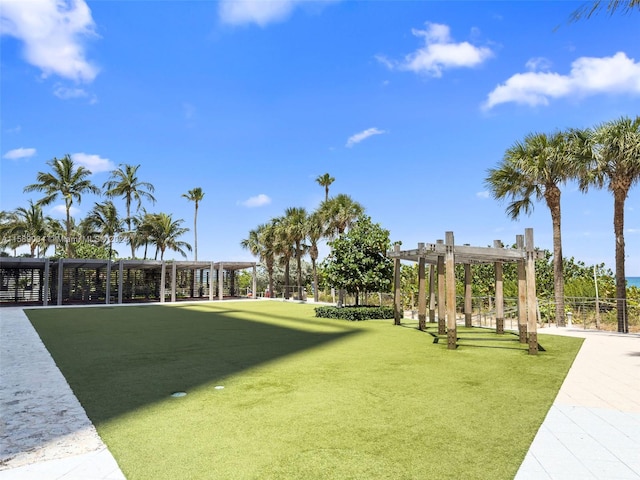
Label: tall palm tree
xmin=315 ymin=173 xmax=335 ymax=202
xmin=241 ymin=222 xmax=277 ymax=297
xmin=24 ymin=155 xmax=100 ymax=257
xmin=306 ymin=210 xmax=325 ymax=302
xmin=182 ymin=187 xmax=205 ymax=261
xmin=146 ymin=212 xmax=191 ymax=260
xmin=485 ymin=130 xmax=582 ymax=327
xmin=103 ymin=164 xmax=156 ymax=258
xmin=319 ymin=193 xmax=364 ymax=238
xmin=284 ymin=207 xmax=308 ymax=300
xmin=83 ymin=201 xmax=124 ymax=259
xmin=577 ymin=116 xmax=640 ymax=333
xmin=273 ymin=216 xmax=295 ymax=299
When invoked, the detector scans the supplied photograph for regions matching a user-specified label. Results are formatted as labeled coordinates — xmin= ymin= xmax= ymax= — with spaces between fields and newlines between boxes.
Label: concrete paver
xmin=516 ymin=328 xmax=640 ymax=480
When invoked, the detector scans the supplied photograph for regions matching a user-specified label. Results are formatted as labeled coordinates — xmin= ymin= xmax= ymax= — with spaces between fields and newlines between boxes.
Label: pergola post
xmin=218 ymin=263 xmax=224 ymax=300
xmin=252 ymin=264 xmax=257 ymax=300
xmin=57 ymin=258 xmax=64 ymax=305
xmin=516 ymin=235 xmax=527 ymax=343
xmin=428 ymin=264 xmax=436 ymax=323
xmin=43 ymin=259 xmax=50 ymax=307
xmin=118 ymin=260 xmax=124 ymax=304
xmin=445 ymin=232 xmax=457 ymax=349
xmin=417 ymin=243 xmax=426 ymax=331
xmin=437 ymin=240 xmax=446 ymax=335
xmin=160 ymin=261 xmax=166 ymax=303
xmin=209 ymin=262 xmax=215 ymax=301
xmin=464 ymin=261 xmax=472 ymax=327
xmin=494 ymin=240 xmax=504 ymax=334
xmin=171 ymin=262 xmax=177 ymax=303
xmin=393 ymin=244 xmax=402 ymax=326
xmin=525 ymin=228 xmax=538 ymax=355
xmin=105 ymin=261 xmax=112 ymax=305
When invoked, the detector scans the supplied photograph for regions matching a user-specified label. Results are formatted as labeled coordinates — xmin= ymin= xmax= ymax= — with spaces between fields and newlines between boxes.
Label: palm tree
xmin=577 ymin=116 xmax=640 ymax=333
xmin=241 ymin=222 xmax=277 ymax=297
xmin=83 ymin=201 xmax=123 ymax=259
xmin=315 ymin=173 xmax=335 ymax=202
xmin=306 ymin=210 xmax=325 ymax=302
xmin=24 ymin=155 xmax=100 ymax=257
xmin=485 ymin=131 xmax=582 ymax=327
xmin=103 ymin=164 xmax=156 ymax=258
xmin=273 ymin=216 xmax=295 ymax=299
xmin=570 ymin=0 xmax=640 ymax=21
xmin=1 ymin=202 xmax=60 ymax=257
xmin=284 ymin=207 xmax=308 ymax=300
xmin=182 ymin=187 xmax=205 ymax=261
xmin=319 ymin=193 xmax=364 ymax=238
xmin=146 ymin=212 xmax=191 ymax=260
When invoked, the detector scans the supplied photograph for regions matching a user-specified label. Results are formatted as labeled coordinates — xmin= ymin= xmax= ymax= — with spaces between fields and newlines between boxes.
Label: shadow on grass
xmin=26 ymin=303 xmax=359 ymax=426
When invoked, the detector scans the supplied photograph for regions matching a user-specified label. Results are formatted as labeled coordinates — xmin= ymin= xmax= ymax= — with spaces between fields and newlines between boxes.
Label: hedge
xmin=314 ymin=305 xmax=395 ymax=321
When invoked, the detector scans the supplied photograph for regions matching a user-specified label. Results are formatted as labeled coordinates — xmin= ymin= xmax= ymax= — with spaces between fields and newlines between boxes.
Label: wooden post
xmin=218 ymin=263 xmax=224 ymax=300
xmin=437 ymin=240 xmax=446 ymax=335
xmin=118 ymin=260 xmax=124 ymax=304
xmin=252 ymin=264 xmax=257 ymax=300
xmin=516 ymin=235 xmax=527 ymax=343
xmin=525 ymin=229 xmax=538 ymax=355
xmin=171 ymin=262 xmax=177 ymax=302
xmin=393 ymin=244 xmax=402 ymax=325
xmin=445 ymin=232 xmax=457 ymax=349
xmin=417 ymin=243 xmax=426 ymax=330
xmin=43 ymin=259 xmax=50 ymax=307
xmin=429 ymin=264 xmax=436 ymax=323
xmin=209 ymin=262 xmax=215 ymax=301
xmin=105 ymin=261 xmax=112 ymax=305
xmin=160 ymin=261 xmax=166 ymax=303
xmin=464 ymin=261 xmax=472 ymax=327
xmin=494 ymin=240 xmax=504 ymax=334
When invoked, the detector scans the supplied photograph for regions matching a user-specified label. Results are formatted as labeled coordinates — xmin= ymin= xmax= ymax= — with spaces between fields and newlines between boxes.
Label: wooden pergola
xmin=388 ymin=228 xmax=544 ymax=355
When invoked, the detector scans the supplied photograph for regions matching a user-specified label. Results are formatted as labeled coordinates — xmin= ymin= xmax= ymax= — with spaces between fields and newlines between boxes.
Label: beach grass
xmin=26 ymin=301 xmax=583 ymax=480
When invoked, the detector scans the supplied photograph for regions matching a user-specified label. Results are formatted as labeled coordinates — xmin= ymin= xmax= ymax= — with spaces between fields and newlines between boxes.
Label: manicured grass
xmin=26 ymin=301 xmax=583 ymax=480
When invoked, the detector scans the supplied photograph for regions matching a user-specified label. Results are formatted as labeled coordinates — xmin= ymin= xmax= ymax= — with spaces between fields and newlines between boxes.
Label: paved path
xmin=516 ymin=328 xmax=640 ymax=479
xmin=0 ymin=307 xmax=125 ymax=480
xmin=1 ymin=306 xmax=638 ymax=479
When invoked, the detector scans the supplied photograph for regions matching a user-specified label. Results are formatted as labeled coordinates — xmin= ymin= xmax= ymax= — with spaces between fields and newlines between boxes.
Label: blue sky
xmin=1 ymin=0 xmax=639 ymax=275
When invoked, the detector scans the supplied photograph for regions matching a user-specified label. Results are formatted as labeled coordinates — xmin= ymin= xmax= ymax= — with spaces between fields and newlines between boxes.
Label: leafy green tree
xmin=1 ymin=201 xmax=61 ymax=257
xmin=485 ymin=130 xmax=585 ymax=326
xmin=578 ymin=116 xmax=640 ymax=332
xmin=24 ymin=155 xmax=100 ymax=257
xmin=284 ymin=207 xmax=308 ymax=299
xmin=315 ymin=173 xmax=335 ymax=202
xmin=103 ymin=164 xmax=156 ymax=258
xmin=323 ymin=215 xmax=393 ymax=306
xmin=182 ymin=187 xmax=205 ymax=261
xmin=319 ymin=193 xmax=364 ymax=238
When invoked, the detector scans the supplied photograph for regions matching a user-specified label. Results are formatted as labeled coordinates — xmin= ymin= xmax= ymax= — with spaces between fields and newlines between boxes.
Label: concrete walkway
xmin=1 ymin=306 xmax=638 ymax=479
xmin=516 ymin=328 xmax=640 ymax=479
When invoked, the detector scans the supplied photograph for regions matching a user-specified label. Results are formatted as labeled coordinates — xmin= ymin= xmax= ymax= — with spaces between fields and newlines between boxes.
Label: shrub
xmin=314 ymin=305 xmax=394 ymax=321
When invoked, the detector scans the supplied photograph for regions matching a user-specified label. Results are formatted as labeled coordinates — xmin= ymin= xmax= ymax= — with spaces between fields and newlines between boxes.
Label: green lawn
xmin=26 ymin=301 xmax=583 ymax=480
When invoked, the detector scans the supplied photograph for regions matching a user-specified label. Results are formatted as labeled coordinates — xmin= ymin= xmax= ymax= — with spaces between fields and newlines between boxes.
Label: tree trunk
xmin=65 ymin=202 xmax=72 ymax=258
xmin=296 ymin=242 xmax=303 ymax=300
xmin=546 ymin=187 xmax=565 ymax=327
xmin=613 ymin=189 xmax=628 ymax=333
xmin=311 ymin=257 xmax=319 ymax=302
xmin=194 ymin=203 xmax=198 ymax=262
xmin=284 ymin=259 xmax=290 ymax=299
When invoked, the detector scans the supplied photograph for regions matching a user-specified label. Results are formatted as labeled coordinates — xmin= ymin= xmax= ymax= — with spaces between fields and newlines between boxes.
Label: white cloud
xmin=378 ymin=22 xmax=493 ymax=77
xmin=525 ymin=57 xmax=552 ymax=72
xmin=239 ymin=194 xmax=271 ymax=207
xmin=346 ymin=127 xmax=386 ymax=148
xmin=3 ymin=147 xmax=36 ymax=160
xmin=50 ymin=204 xmax=81 ymax=218
xmin=53 ymin=84 xmax=96 ymax=103
xmin=484 ymin=52 xmax=640 ymax=110
xmin=6 ymin=125 xmax=22 ymax=134
xmin=219 ymin=0 xmax=299 ymax=26
xmin=71 ymin=153 xmax=114 ymax=173
xmin=476 ymin=191 xmax=490 ymax=199
xmin=0 ymin=0 xmax=99 ymax=82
